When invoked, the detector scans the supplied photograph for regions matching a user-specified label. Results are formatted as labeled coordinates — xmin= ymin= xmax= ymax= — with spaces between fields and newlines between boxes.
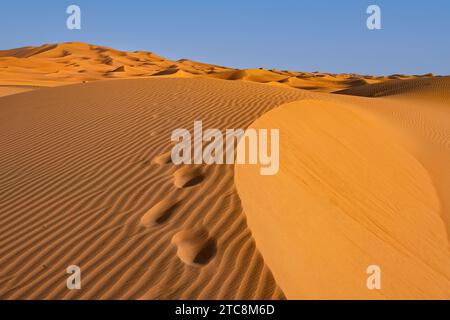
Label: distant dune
xmin=0 ymin=42 xmax=427 ymax=95
xmin=0 ymin=42 xmax=448 ymax=300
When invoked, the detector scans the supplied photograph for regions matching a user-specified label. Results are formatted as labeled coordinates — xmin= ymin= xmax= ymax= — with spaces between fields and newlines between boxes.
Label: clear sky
xmin=1 ymin=0 xmax=449 ymax=75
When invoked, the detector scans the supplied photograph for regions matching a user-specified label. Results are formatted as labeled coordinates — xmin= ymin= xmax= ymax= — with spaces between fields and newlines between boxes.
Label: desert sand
xmin=0 ymin=42 xmax=420 ymax=95
xmin=0 ymin=77 xmax=306 ymax=299
xmin=235 ymin=77 xmax=450 ymax=299
xmin=0 ymin=43 xmax=449 ymax=299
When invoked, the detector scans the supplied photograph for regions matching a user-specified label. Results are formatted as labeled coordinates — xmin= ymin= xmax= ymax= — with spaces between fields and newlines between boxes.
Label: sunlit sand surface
xmin=0 ymin=43 xmax=448 ymax=299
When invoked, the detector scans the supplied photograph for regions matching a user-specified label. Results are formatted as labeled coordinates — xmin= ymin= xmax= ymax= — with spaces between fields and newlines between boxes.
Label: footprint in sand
xmin=171 ymin=228 xmax=217 ymax=266
xmin=140 ymin=199 xmax=179 ymax=226
xmin=173 ymin=166 xmax=204 ymax=188
xmin=152 ymin=151 xmax=173 ymax=165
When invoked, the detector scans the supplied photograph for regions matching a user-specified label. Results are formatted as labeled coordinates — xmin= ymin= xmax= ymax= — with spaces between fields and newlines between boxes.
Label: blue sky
xmin=1 ymin=0 xmax=449 ymax=75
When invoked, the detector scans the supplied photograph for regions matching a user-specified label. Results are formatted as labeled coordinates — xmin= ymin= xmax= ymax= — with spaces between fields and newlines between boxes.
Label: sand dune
xmin=1 ymin=42 xmax=448 ymax=300
xmin=0 ymin=42 xmax=418 ymax=96
xmin=336 ymin=75 xmax=448 ymax=99
xmin=0 ymin=42 xmax=229 ymax=88
xmin=0 ymin=78 xmax=306 ymax=299
xmin=235 ymin=77 xmax=450 ymax=299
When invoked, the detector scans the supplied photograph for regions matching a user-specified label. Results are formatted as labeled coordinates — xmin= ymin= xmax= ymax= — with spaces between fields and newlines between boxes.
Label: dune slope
xmin=0 ymin=77 xmax=308 ymax=299
xmin=0 ymin=42 xmax=409 ymax=95
xmin=235 ymin=78 xmax=450 ymax=299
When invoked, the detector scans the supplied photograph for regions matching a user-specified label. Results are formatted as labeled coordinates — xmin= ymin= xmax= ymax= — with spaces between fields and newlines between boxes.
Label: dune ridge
xmin=0 ymin=42 xmax=427 ymax=96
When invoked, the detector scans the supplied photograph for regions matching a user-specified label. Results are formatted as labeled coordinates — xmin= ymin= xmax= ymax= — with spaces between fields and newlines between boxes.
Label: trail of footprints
xmin=140 ymin=150 xmax=215 ymax=267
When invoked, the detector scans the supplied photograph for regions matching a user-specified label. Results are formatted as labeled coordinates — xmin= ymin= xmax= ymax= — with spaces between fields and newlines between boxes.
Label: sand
xmin=0 ymin=78 xmax=306 ymax=299
xmin=0 ymin=85 xmax=37 ymax=97
xmin=0 ymin=42 xmax=448 ymax=300
xmin=0 ymin=42 xmax=415 ymax=96
xmin=235 ymin=77 xmax=450 ymax=299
